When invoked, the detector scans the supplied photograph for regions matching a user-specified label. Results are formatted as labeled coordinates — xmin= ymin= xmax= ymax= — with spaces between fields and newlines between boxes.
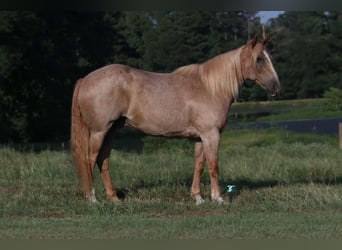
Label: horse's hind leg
xmin=97 ymin=127 xmax=121 ymax=204
xmin=191 ymin=141 xmax=206 ymax=205
xmin=86 ymin=131 xmax=107 ymax=203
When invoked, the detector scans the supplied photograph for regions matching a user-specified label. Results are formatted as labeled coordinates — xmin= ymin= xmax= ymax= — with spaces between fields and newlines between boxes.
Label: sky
xmin=257 ymin=11 xmax=285 ymax=24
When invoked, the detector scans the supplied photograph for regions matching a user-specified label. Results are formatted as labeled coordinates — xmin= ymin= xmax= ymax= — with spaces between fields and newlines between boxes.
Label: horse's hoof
xmin=195 ymin=197 xmax=205 ymax=205
xmin=86 ymin=189 xmax=98 ymax=203
xmin=86 ymin=197 xmax=98 ymax=204
xmin=108 ymin=195 xmax=122 ymax=205
xmin=213 ymin=196 xmax=225 ymax=205
xmin=113 ymin=199 xmax=122 ymax=205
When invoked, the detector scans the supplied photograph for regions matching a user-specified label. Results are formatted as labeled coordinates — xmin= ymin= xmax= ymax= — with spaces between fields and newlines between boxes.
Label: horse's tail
xmin=71 ymin=79 xmax=93 ymax=198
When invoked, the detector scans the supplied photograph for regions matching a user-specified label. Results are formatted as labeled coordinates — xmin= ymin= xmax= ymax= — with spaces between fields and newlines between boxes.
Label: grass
xmin=229 ymin=98 xmax=342 ymax=123
xmin=2 ymin=212 xmax=341 ymax=239
xmin=1 ymin=128 xmax=342 ymax=239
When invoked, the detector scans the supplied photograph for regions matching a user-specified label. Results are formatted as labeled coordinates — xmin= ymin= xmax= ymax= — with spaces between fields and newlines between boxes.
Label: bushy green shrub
xmin=323 ymin=87 xmax=342 ymax=111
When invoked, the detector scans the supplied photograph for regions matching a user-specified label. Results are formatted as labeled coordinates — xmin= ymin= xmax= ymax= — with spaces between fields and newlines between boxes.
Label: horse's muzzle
xmin=266 ymin=80 xmax=281 ymax=97
xmin=268 ymin=87 xmax=280 ymax=97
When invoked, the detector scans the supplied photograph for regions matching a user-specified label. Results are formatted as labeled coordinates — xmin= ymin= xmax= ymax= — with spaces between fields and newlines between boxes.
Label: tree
xmin=215 ymin=11 xmax=247 ymax=50
xmin=110 ymin=11 xmax=152 ymax=69
xmin=142 ymin=11 xmax=221 ymax=72
xmin=269 ymin=11 xmax=342 ymax=99
xmin=0 ymin=11 xmax=126 ymax=142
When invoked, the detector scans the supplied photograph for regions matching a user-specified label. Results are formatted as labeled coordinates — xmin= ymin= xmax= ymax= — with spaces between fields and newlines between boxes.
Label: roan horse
xmin=71 ymin=35 xmax=280 ymax=205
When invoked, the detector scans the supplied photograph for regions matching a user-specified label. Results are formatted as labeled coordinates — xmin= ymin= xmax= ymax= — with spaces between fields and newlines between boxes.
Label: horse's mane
xmin=173 ymin=47 xmax=244 ymax=99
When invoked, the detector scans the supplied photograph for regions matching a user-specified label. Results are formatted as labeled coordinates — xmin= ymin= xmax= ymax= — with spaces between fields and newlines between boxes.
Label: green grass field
xmin=229 ymin=98 xmax=342 ymax=123
xmin=1 ymin=127 xmax=342 ymax=239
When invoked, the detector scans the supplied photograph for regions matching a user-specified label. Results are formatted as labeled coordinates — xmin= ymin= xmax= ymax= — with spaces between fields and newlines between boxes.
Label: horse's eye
xmin=257 ymin=56 xmax=264 ymax=63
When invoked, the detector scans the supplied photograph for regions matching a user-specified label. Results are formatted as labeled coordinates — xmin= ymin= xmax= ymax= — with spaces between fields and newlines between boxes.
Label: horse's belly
xmin=124 ymin=113 xmax=199 ymax=138
xmin=162 ymin=127 xmax=200 ymax=138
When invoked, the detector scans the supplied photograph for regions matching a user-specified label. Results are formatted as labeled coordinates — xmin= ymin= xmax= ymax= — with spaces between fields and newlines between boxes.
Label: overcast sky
xmin=257 ymin=11 xmax=285 ymax=24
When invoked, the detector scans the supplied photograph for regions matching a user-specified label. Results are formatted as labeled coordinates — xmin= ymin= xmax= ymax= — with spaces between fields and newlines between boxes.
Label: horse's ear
xmin=248 ymin=34 xmax=258 ymax=48
xmin=262 ymin=36 xmax=269 ymax=46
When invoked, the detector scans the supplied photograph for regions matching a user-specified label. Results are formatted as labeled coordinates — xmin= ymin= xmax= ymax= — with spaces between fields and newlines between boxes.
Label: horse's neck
xmin=199 ymin=48 xmax=244 ymax=100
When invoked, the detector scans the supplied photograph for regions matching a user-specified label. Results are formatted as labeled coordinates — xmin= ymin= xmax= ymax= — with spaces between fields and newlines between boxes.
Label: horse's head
xmin=241 ymin=35 xmax=280 ymax=96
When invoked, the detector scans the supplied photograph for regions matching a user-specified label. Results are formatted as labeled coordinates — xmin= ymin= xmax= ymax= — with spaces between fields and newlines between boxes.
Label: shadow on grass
xmin=112 ymin=129 xmax=145 ymax=153
xmin=114 ymin=176 xmax=342 ymax=201
xmin=3 ymin=128 xmax=191 ymax=154
xmin=1 ymin=128 xmax=147 ymax=154
xmin=221 ymin=176 xmax=342 ymax=192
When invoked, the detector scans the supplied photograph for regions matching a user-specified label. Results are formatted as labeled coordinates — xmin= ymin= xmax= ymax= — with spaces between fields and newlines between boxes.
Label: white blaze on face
xmin=263 ymin=50 xmax=279 ymax=82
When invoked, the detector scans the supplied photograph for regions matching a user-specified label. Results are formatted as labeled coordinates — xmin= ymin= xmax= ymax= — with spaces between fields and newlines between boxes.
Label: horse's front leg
xmin=191 ymin=141 xmax=206 ymax=205
xmin=201 ymin=129 xmax=224 ymax=204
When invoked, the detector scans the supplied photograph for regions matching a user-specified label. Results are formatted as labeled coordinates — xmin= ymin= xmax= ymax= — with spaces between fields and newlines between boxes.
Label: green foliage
xmin=0 ymin=12 xmax=123 ymax=142
xmin=239 ymin=79 xmax=268 ymax=101
xmin=270 ymin=11 xmax=342 ymax=100
xmin=323 ymin=87 xmax=342 ymax=111
xmin=142 ymin=11 xmax=234 ymax=72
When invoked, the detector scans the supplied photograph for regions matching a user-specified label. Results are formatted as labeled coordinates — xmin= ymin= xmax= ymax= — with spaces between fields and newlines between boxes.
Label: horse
xmin=71 ymin=35 xmax=280 ymax=205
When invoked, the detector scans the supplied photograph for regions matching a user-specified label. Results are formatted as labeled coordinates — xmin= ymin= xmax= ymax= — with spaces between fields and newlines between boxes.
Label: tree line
xmin=0 ymin=11 xmax=341 ymax=142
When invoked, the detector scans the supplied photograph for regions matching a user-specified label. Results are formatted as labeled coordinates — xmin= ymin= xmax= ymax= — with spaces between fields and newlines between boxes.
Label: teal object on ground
xmin=226 ymin=185 xmax=236 ymax=193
